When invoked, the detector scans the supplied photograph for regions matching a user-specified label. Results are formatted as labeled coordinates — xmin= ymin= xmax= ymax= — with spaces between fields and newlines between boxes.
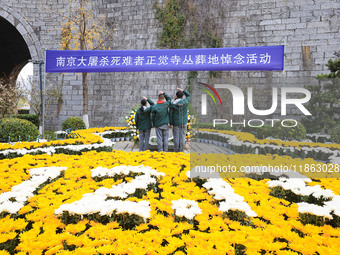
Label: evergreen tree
xmin=302 ymin=53 xmax=340 ymax=133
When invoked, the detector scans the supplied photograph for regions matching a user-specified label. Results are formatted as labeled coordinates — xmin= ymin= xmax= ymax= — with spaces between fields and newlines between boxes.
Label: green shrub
xmin=62 ymin=117 xmax=86 ymax=131
xmin=18 ymin=109 xmax=30 ymax=114
xmin=0 ymin=118 xmax=39 ymax=142
xmin=44 ymin=130 xmax=57 ymax=141
xmin=13 ymin=114 xmax=39 ymax=127
xmin=241 ymin=125 xmax=272 ymax=139
xmin=254 ymin=126 xmax=272 ymax=139
xmin=272 ymin=120 xmax=306 ymax=141
xmin=331 ymin=125 xmax=340 ymax=143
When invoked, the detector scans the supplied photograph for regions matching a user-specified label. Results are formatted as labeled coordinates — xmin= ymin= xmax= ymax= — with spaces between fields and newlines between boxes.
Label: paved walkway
xmin=112 ymin=141 xmax=234 ymax=154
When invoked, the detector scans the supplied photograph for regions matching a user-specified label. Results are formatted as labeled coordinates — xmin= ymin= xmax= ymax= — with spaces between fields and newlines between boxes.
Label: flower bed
xmin=195 ymin=130 xmax=340 ymax=164
xmin=0 ymin=127 xmax=132 ymax=160
xmin=199 ymin=129 xmax=340 ymax=150
xmin=0 ymin=151 xmax=339 ymax=254
xmin=101 ymin=130 xmax=132 ymax=141
xmin=0 ymin=139 xmax=113 ymax=160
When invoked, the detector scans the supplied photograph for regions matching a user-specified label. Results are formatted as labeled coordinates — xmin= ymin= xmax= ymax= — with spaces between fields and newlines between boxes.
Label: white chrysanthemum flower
xmin=55 ymin=165 xmax=164 ymax=220
xmin=297 ymin=202 xmax=332 ymax=218
xmin=171 ymin=199 xmax=202 ymax=220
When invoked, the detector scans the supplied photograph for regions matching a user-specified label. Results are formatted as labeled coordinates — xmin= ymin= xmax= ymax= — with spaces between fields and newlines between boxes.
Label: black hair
xmin=176 ymin=90 xmax=184 ymax=98
xmin=140 ymin=99 xmax=147 ymax=112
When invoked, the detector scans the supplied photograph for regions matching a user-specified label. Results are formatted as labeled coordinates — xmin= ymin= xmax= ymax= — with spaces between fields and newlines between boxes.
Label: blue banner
xmin=45 ymin=45 xmax=284 ymax=73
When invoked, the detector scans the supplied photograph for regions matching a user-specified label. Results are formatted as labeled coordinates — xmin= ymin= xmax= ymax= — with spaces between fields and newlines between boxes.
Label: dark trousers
xmin=155 ymin=124 xmax=169 ymax=152
xmin=139 ymin=129 xmax=151 ymax=151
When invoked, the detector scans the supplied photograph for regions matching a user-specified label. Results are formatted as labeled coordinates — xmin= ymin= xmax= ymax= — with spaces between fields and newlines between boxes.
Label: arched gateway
xmin=0 ymin=4 xmax=42 ymax=86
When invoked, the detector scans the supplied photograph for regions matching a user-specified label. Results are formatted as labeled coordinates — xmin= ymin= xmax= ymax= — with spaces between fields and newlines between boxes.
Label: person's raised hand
xmin=143 ymin=97 xmax=147 ymax=100
xmin=176 ymin=88 xmax=183 ymax=92
xmin=159 ymin=91 xmax=164 ymax=94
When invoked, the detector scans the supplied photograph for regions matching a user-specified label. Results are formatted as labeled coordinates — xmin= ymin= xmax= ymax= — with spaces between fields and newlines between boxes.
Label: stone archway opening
xmin=0 ymin=16 xmax=31 ymax=88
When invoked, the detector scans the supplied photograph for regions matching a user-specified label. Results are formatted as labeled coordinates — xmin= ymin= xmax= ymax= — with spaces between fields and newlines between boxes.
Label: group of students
xmin=135 ymin=88 xmax=190 ymax=152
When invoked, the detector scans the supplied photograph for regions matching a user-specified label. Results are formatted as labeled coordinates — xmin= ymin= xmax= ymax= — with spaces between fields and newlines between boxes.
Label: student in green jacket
xmin=169 ymin=88 xmax=190 ymax=152
xmin=135 ymin=97 xmax=154 ymax=151
xmin=151 ymin=91 xmax=171 ymax=152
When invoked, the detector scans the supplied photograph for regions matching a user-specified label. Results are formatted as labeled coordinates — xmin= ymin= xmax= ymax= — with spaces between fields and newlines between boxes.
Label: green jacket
xmin=169 ymin=90 xmax=190 ymax=126
xmin=151 ymin=93 xmax=171 ymax=128
xmin=135 ymin=98 xmax=154 ymax=130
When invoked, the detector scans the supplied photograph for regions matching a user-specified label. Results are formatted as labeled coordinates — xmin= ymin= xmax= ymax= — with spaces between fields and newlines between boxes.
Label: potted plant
xmin=124 ymin=130 xmax=131 ymax=141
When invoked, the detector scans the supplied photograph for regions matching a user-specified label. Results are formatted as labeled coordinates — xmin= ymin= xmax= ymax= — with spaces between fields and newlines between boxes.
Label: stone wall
xmin=1 ymin=0 xmax=339 ymax=128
